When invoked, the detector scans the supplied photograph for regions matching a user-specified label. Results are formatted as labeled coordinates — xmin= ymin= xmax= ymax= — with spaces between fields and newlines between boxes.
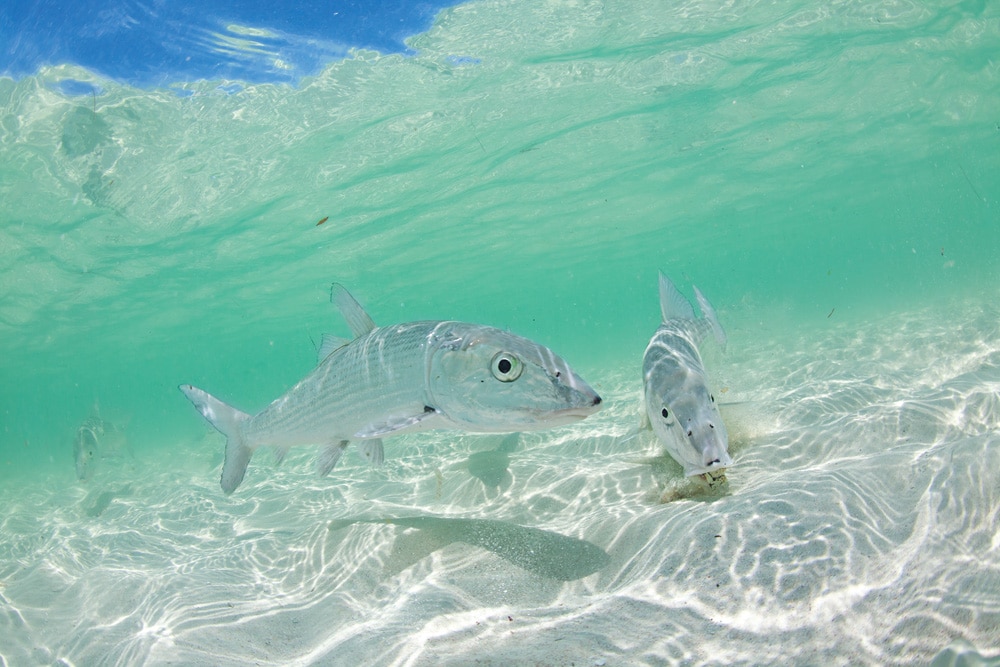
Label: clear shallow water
xmin=2 ymin=302 xmax=999 ymax=665
xmin=1 ymin=0 xmax=999 ymax=664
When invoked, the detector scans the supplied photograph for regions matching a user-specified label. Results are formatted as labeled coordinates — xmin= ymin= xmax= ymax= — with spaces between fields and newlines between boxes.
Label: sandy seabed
xmin=2 ymin=303 xmax=999 ymax=666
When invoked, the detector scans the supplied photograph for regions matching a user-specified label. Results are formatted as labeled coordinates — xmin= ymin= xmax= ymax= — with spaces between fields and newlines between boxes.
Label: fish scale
xmin=251 ymin=322 xmax=439 ymax=446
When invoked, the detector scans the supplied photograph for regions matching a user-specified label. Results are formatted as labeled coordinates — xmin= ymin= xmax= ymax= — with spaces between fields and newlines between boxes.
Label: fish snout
xmin=687 ymin=420 xmax=732 ymax=471
xmin=543 ymin=379 xmax=603 ymax=425
xmin=553 ymin=367 xmax=602 ymax=414
xmin=684 ymin=418 xmax=720 ymax=439
xmin=573 ymin=384 xmax=603 ymax=415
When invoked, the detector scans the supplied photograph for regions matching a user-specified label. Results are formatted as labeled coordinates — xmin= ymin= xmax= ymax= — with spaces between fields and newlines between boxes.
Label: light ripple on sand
xmin=1 ymin=302 xmax=1000 ymax=665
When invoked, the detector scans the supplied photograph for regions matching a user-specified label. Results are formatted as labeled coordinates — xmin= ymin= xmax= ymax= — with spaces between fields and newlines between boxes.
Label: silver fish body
xmin=181 ymin=284 xmax=602 ymax=494
xmin=642 ymin=272 xmax=732 ymax=478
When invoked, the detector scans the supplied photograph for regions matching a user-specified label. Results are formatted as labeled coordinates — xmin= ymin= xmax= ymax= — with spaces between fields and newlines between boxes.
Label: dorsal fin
xmin=331 ymin=283 xmax=377 ymax=338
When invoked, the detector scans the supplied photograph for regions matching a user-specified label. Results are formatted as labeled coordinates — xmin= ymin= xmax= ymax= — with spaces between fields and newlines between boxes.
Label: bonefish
xmin=74 ymin=404 xmax=130 ymax=481
xmin=181 ymin=283 xmax=602 ymax=494
xmin=642 ymin=272 xmax=731 ymax=482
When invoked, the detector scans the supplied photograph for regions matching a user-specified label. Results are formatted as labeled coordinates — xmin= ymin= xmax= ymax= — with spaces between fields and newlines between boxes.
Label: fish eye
xmin=660 ymin=407 xmax=674 ymax=425
xmin=710 ymin=394 xmax=715 ymax=403
xmin=661 ymin=408 xmax=669 ymax=418
xmin=490 ymin=351 xmax=523 ymax=382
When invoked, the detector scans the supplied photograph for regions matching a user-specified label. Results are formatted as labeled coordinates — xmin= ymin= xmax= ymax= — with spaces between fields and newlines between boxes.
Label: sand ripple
xmin=1 ymin=303 xmax=999 ymax=665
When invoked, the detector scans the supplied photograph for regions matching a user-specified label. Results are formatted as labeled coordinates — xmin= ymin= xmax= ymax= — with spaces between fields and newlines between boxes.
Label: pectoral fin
xmin=355 ymin=406 xmax=443 ymax=438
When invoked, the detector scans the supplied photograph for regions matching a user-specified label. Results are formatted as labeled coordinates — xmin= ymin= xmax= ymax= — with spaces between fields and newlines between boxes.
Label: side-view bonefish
xmin=642 ymin=272 xmax=731 ymax=483
xmin=181 ymin=283 xmax=602 ymax=494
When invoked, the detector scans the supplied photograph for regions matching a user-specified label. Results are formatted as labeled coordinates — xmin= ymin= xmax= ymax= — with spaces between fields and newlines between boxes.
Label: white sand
xmin=1 ymin=303 xmax=999 ymax=666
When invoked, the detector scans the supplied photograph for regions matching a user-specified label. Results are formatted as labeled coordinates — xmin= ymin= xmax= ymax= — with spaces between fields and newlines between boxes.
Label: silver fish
xmin=73 ymin=406 xmax=130 ymax=481
xmin=642 ymin=272 xmax=732 ymax=480
xmin=181 ymin=283 xmax=602 ymax=494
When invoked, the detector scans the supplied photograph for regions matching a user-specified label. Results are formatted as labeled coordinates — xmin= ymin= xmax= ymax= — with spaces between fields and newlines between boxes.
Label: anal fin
xmin=359 ymin=439 xmax=385 ymax=466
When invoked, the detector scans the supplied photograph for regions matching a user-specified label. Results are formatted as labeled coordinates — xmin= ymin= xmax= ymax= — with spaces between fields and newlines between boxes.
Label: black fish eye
xmin=661 ymin=408 xmax=669 ymax=418
xmin=710 ymin=394 xmax=715 ymax=402
xmin=490 ymin=352 xmax=523 ymax=382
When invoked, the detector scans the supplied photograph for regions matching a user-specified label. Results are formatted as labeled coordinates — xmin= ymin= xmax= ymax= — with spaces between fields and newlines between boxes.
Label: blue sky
xmin=1 ymin=0 xmax=463 ymax=87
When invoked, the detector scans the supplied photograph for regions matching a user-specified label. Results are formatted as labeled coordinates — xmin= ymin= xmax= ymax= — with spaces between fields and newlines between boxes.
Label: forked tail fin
xmin=657 ymin=271 xmax=696 ymax=323
xmin=657 ymin=271 xmax=727 ymax=352
xmin=179 ymin=384 xmax=253 ymax=494
xmin=693 ymin=286 xmax=728 ymax=352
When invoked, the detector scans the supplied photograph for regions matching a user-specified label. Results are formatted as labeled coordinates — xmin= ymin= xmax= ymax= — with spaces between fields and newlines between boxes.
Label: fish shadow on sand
xmin=464 ymin=433 xmax=519 ymax=493
xmin=329 ymin=515 xmax=609 ymax=581
xmin=81 ymin=484 xmax=133 ymax=518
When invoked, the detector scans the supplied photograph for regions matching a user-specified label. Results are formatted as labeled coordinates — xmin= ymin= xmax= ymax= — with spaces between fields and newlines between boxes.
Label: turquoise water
xmin=2 ymin=1 xmax=1000 ymax=664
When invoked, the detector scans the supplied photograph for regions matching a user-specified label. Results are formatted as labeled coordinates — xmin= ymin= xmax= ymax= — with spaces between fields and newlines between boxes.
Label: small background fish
xmin=73 ymin=404 xmax=132 ymax=481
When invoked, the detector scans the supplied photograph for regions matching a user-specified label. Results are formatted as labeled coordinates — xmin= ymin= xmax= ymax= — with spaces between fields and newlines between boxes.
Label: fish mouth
xmin=543 ymin=394 xmax=604 ymax=422
xmin=685 ymin=458 xmax=733 ymax=478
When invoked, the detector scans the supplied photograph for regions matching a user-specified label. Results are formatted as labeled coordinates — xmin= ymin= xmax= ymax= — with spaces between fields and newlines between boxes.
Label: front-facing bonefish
xmin=181 ymin=284 xmax=602 ymax=494
xmin=642 ymin=272 xmax=732 ymax=483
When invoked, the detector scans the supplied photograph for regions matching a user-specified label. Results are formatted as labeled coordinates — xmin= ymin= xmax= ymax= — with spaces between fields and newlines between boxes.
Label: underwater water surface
xmin=1 ymin=0 xmax=999 ymax=665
